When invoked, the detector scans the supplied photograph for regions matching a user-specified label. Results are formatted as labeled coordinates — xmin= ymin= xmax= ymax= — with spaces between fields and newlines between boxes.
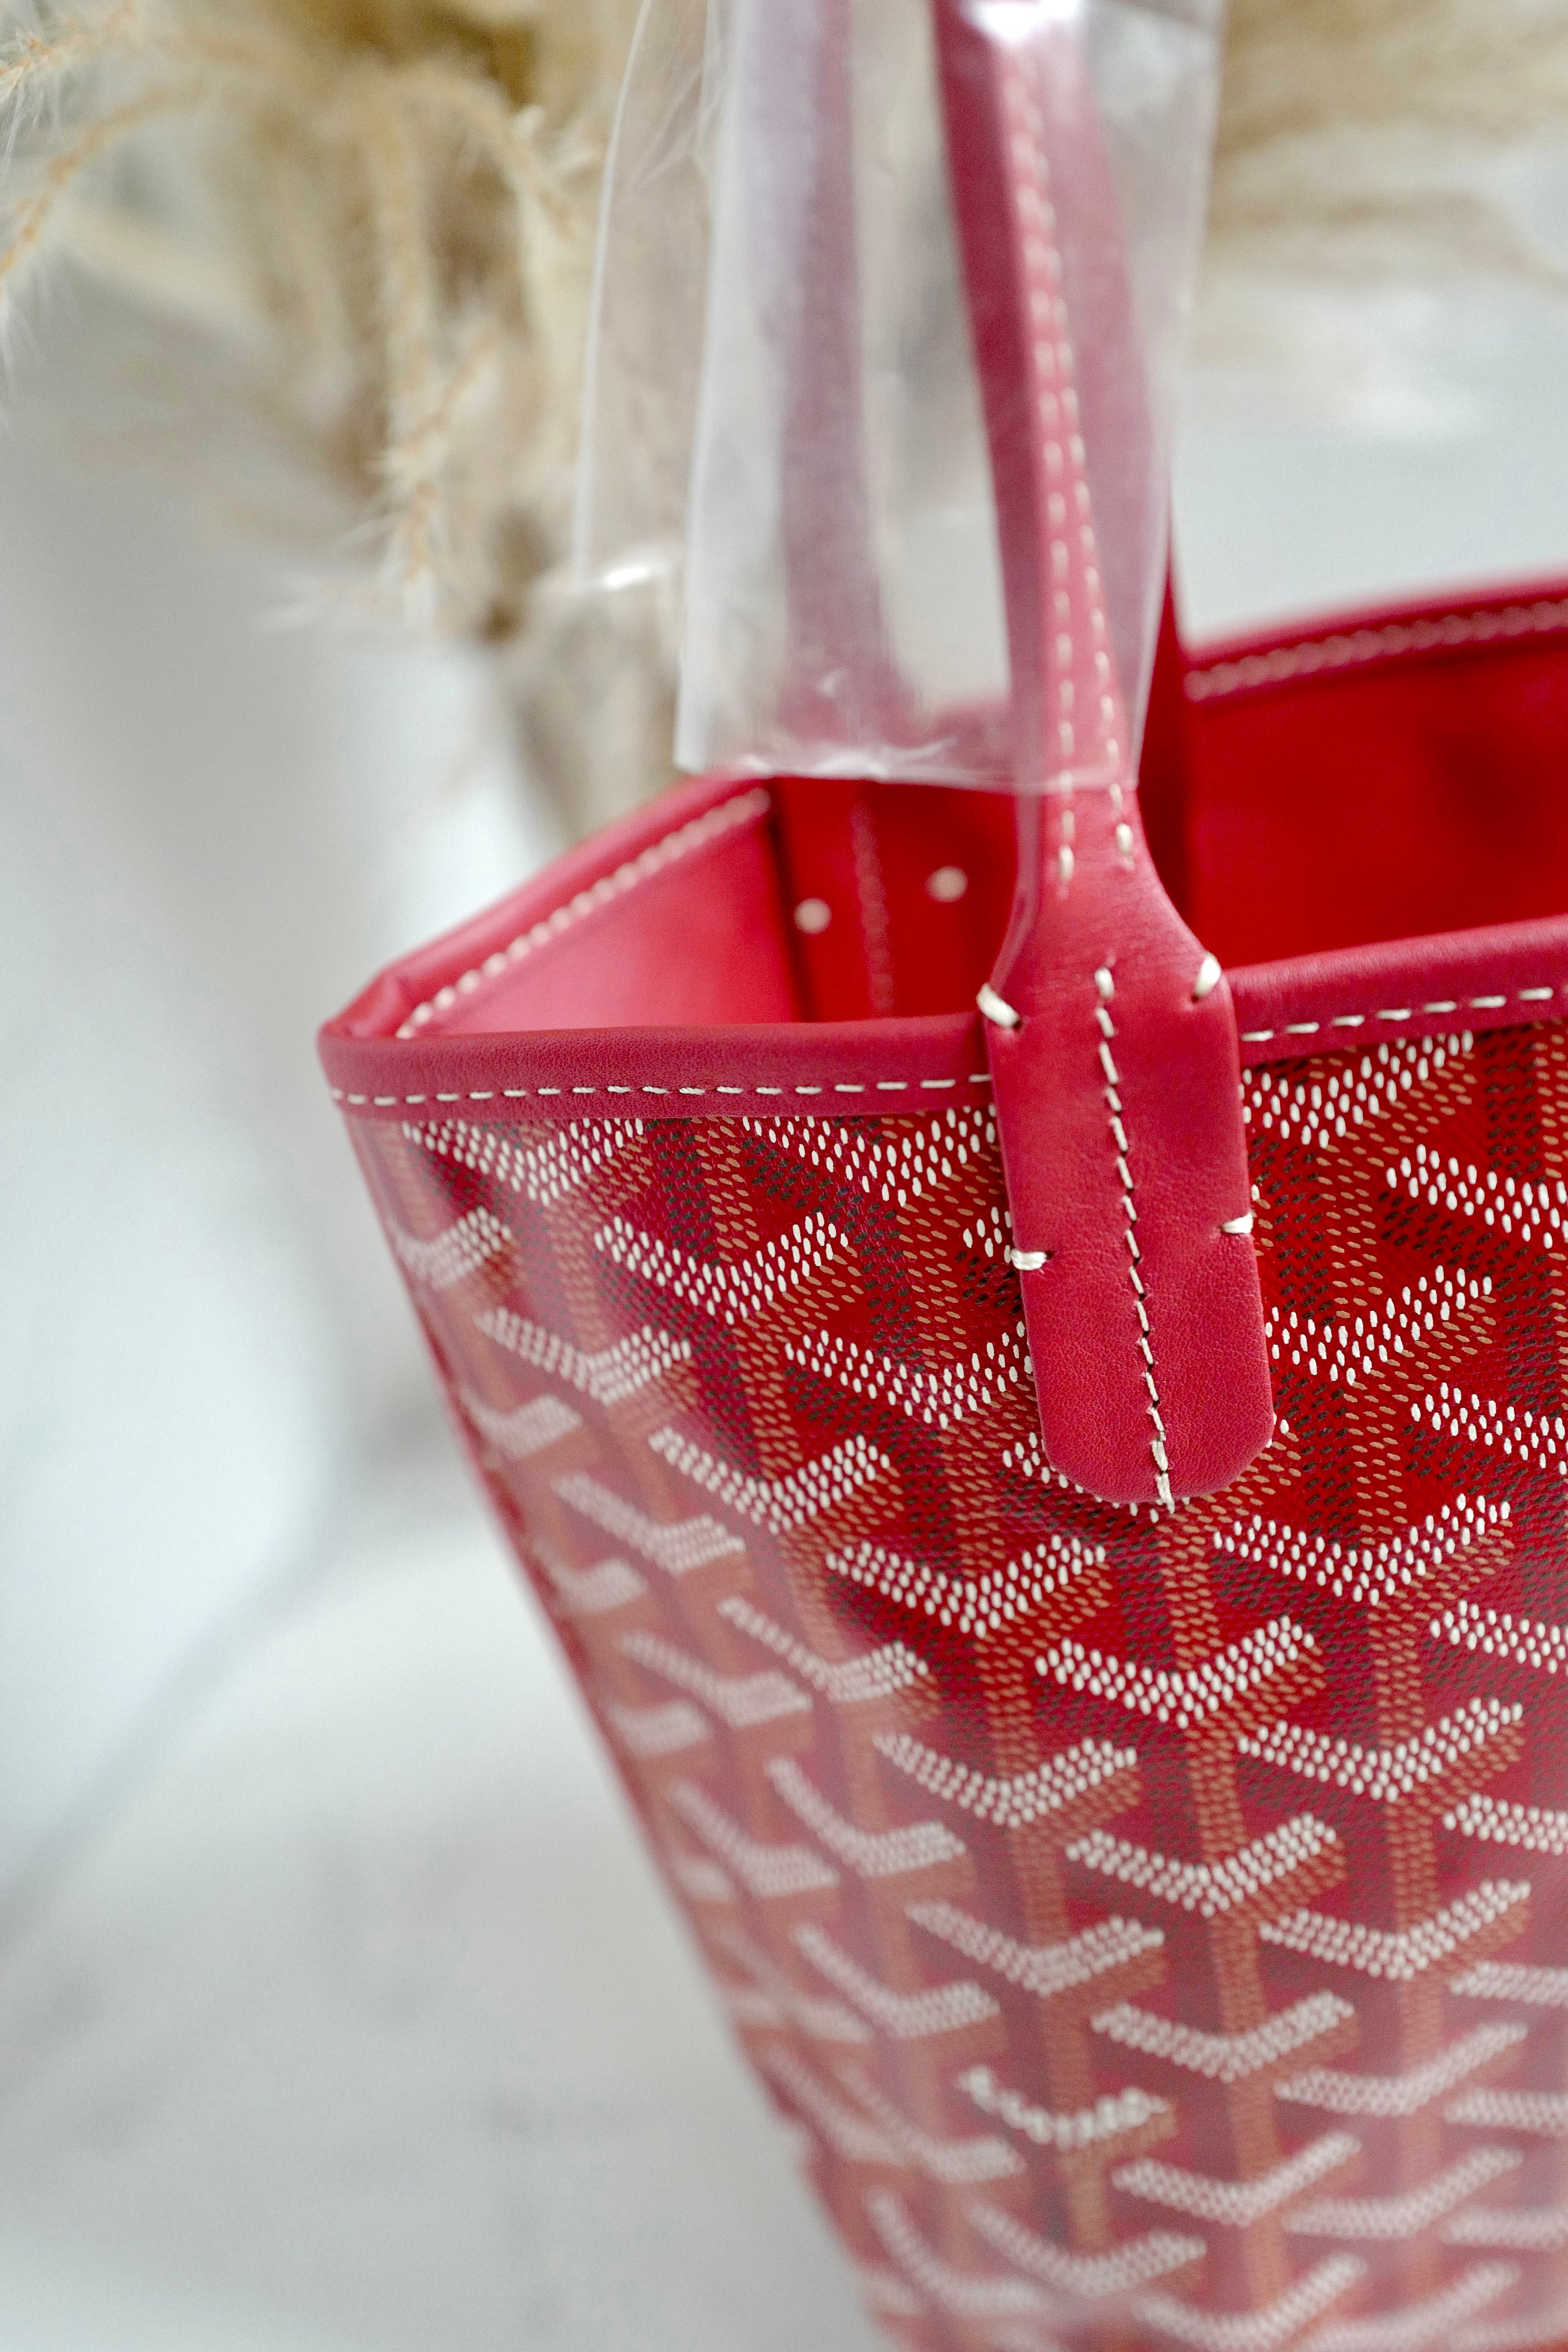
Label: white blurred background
xmin=4 ymin=184 xmax=1568 ymax=2352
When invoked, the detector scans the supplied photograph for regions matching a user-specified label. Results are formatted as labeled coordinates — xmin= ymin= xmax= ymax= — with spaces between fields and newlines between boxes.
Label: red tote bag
xmin=322 ymin=5 xmax=1568 ymax=2347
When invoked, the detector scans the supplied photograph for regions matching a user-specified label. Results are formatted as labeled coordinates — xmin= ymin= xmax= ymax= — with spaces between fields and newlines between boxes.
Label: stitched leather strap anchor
xmin=934 ymin=0 xmax=1274 ymax=1505
xmin=980 ymin=800 xmax=1273 ymax=1506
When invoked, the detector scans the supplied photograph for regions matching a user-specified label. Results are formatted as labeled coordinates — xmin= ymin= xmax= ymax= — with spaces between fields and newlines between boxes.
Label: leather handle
xmin=931 ymin=1 xmax=1275 ymax=1506
xmin=931 ymin=4 xmax=1141 ymax=803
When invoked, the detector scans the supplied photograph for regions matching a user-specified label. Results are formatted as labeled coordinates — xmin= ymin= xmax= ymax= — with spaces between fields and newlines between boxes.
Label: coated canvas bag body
xmin=322 ymin=5 xmax=1568 ymax=2345
xmin=324 ymin=582 xmax=1568 ymax=2352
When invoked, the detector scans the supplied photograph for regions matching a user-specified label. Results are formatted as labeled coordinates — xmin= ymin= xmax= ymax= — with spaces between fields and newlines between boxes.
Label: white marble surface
xmin=0 ymin=1447 xmax=880 ymax=2352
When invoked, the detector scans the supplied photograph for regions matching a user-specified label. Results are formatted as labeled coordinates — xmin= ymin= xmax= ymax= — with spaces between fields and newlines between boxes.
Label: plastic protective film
xmin=574 ymin=0 xmax=1222 ymax=790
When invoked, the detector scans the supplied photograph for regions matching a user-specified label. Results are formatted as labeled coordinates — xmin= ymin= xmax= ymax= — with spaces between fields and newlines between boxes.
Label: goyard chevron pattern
xmin=346 ymin=1015 xmax=1568 ymax=2352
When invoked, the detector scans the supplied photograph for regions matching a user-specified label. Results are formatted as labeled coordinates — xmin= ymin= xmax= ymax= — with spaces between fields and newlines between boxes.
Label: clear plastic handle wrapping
xmin=575 ymin=0 xmax=1224 ymax=791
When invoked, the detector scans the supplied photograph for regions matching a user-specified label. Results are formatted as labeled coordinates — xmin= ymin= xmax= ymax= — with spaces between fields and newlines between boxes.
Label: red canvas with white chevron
xmin=346 ymin=1015 xmax=1568 ymax=2352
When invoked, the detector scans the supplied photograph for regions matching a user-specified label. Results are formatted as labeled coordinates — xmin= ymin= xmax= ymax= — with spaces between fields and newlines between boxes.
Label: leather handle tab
xmin=932 ymin=0 xmax=1274 ymax=1505
xmin=981 ymin=801 xmax=1274 ymax=1507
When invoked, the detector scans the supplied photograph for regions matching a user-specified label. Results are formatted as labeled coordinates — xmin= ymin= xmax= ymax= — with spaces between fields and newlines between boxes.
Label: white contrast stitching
xmin=348 ymin=931 xmax=1564 ymax=1108
xmin=978 ymin=982 xmax=1021 ymax=1030
xmin=1096 ymin=966 xmax=1172 ymax=1510
xmin=1186 ymin=596 xmax=1568 ymax=702
xmin=1238 ymin=984 xmax=1560 ymax=1046
xmin=1000 ymin=57 xmax=1126 ymax=808
xmin=332 ymin=1074 xmax=996 ymax=1109
xmin=393 ymin=787 xmax=772 ymax=1038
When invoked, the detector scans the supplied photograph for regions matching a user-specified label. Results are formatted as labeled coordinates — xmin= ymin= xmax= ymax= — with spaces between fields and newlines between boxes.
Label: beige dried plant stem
xmin=1209 ymin=0 xmax=1568 ymax=296
xmin=0 ymin=0 xmax=635 ymax=639
xmin=352 ymin=68 xmax=445 ymax=611
xmin=0 ymin=80 xmax=198 ymax=312
xmin=0 ymin=1 xmax=131 ymax=104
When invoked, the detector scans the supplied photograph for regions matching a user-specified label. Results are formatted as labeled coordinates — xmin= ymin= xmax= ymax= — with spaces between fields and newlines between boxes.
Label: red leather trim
xmin=319 ymin=1011 xmax=989 ymax=1119
xmin=318 ymin=923 xmax=1568 ymax=1118
xmin=1186 ymin=579 xmax=1568 ymax=705
xmin=1227 ymin=915 xmax=1568 ymax=1064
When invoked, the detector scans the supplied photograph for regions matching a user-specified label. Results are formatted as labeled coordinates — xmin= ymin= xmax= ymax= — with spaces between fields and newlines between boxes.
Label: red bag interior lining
xmin=778 ymin=592 xmax=1568 ymax=1021
xmin=392 ymin=587 xmax=1568 ymax=1041
xmin=1162 ymin=602 xmax=1568 ymax=969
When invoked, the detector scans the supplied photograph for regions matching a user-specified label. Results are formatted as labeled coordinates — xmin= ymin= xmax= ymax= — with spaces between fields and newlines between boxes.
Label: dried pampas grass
xmin=0 ymin=0 xmax=640 ymax=637
xmin=1212 ymin=0 xmax=1568 ymax=295
xmin=3 ymin=0 xmax=1566 ymax=626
